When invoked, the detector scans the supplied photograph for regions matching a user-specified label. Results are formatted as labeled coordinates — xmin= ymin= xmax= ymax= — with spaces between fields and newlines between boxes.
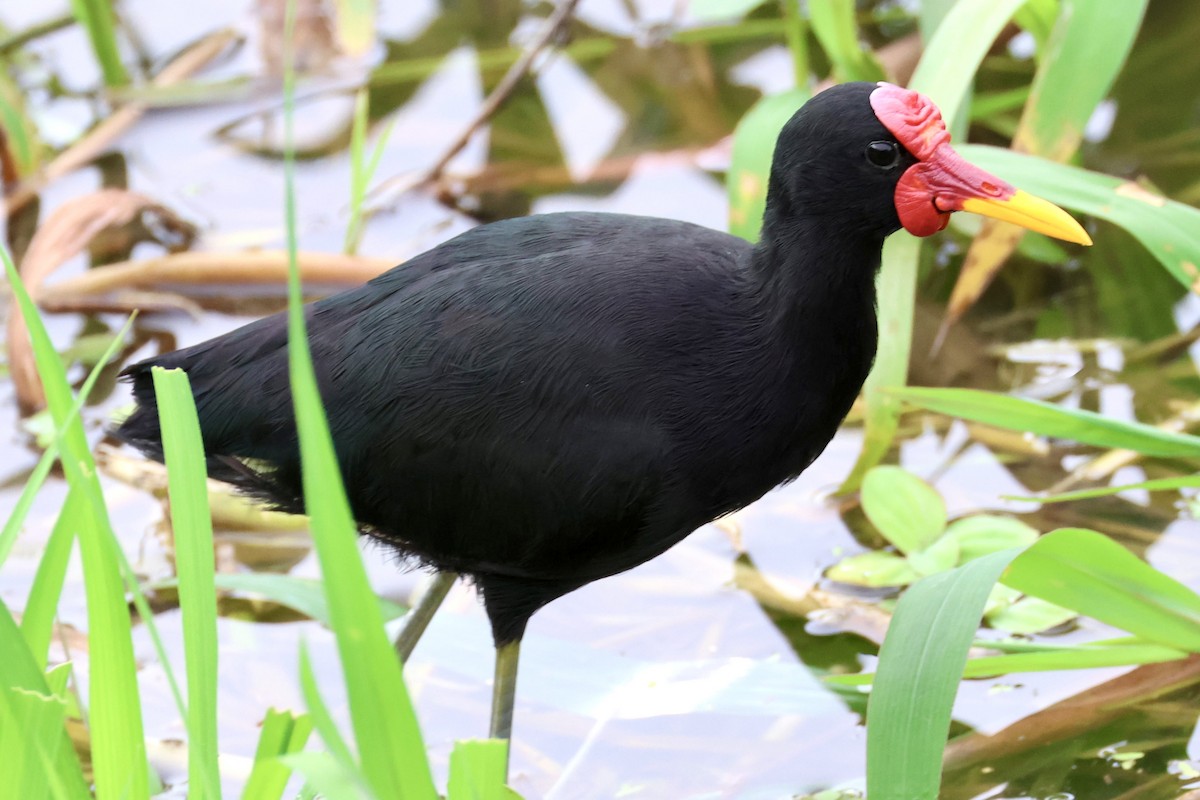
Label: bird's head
xmin=768 ymin=81 xmax=1092 ymax=246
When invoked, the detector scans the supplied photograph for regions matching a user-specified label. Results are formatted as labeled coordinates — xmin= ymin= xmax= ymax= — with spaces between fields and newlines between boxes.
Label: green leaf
xmin=955 ymin=144 xmax=1200 ymax=292
xmin=1014 ymin=0 xmax=1146 ymax=161
xmin=66 ymin=0 xmax=128 ymax=86
xmin=241 ymin=708 xmax=314 ymax=800
xmin=3 ymin=247 xmax=149 ymax=800
xmin=1003 ymin=528 xmax=1200 ymax=652
xmin=280 ymin=9 xmax=437 ymax=795
xmin=0 ymin=600 xmax=90 ymax=800
xmin=889 ymin=386 xmax=1200 ymax=457
xmin=866 ymin=549 xmax=1022 ymax=800
xmin=962 ymin=639 xmax=1185 ymax=677
xmin=1013 ymin=0 xmax=1059 ymax=53
xmin=727 ymin=88 xmax=810 ymax=242
xmin=808 ymin=0 xmax=885 ymax=83
xmin=860 ymin=466 xmax=947 ymax=554
xmin=446 ymin=740 xmax=520 ymax=800
xmin=985 ymin=596 xmax=1076 ymax=634
xmin=942 ymin=515 xmax=1039 ymax=563
xmin=908 ymin=0 xmax=1028 ymax=122
xmin=909 ymin=536 xmax=960 ymax=578
xmin=152 ymin=368 xmax=221 ymax=800
xmin=1007 ymin=474 xmax=1200 ymax=504
xmin=826 ymin=550 xmax=920 ymax=588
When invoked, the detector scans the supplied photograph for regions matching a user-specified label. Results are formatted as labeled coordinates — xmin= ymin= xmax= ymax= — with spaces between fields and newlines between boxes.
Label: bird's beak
xmin=895 ymin=145 xmax=1093 ymax=245
xmin=869 ymin=82 xmax=1092 ymax=246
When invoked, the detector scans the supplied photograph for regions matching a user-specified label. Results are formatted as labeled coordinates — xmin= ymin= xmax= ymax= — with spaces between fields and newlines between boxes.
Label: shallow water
xmin=3 ymin=0 xmax=1200 ymax=797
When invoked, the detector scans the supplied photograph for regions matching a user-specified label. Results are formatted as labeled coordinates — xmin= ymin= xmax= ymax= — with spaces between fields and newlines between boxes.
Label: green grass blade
xmin=241 ymin=708 xmax=314 ymax=800
xmin=1015 ymin=0 xmax=1146 ymax=161
xmin=296 ymin=643 xmax=359 ymax=778
xmin=828 ymin=637 xmax=1187 ymax=686
xmin=908 ymin=0 xmax=1027 ymax=123
xmin=151 ymin=368 xmax=221 ymax=800
xmin=0 ymin=600 xmax=90 ymax=800
xmin=955 ymin=144 xmax=1200 ymax=289
xmin=2 ymin=247 xmax=149 ymax=800
xmin=280 ymin=752 xmax=373 ymax=800
xmin=866 ymin=549 xmax=1021 ymax=800
xmin=960 ymin=640 xmax=1186 ymax=677
xmin=1003 ymin=528 xmax=1200 ymax=651
xmin=726 ymin=88 xmax=810 ymax=242
xmin=208 ymin=573 xmax=404 ymax=625
xmin=808 ymin=0 xmax=884 ymax=83
xmin=841 ymin=0 xmax=1026 ymax=491
xmin=778 ymin=0 xmax=808 ymax=87
xmin=1007 ymin=474 xmax=1200 ymax=504
xmin=1 ymin=318 xmax=135 ymax=570
xmin=65 ymin=0 xmax=128 ymax=86
xmin=840 ymin=233 xmax=919 ymax=491
xmin=446 ymin=740 xmax=518 ymax=800
xmin=281 ymin=3 xmax=437 ymax=794
xmin=20 ymin=489 xmax=84 ymax=669
xmin=889 ymin=386 xmax=1200 ymax=457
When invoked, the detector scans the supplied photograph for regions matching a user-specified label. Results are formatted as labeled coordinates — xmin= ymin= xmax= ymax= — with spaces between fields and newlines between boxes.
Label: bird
xmin=115 ymin=81 xmax=1090 ymax=762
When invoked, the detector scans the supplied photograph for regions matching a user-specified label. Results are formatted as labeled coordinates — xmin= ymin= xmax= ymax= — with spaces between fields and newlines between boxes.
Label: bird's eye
xmin=865 ymin=140 xmax=900 ymax=169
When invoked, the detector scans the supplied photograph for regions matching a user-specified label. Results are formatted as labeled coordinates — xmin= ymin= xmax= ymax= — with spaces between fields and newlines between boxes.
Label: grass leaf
xmin=1003 ymin=528 xmax=1200 ymax=651
xmin=866 ymin=550 xmax=1021 ymax=799
xmin=727 ymin=88 xmax=809 ymax=242
xmin=152 ymin=368 xmax=221 ymax=800
xmin=241 ymin=708 xmax=314 ymax=800
xmin=2 ymin=246 xmax=149 ymax=800
xmin=889 ymin=386 xmax=1200 ymax=457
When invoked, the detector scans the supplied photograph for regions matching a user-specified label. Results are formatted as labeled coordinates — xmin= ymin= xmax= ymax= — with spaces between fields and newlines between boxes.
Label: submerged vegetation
xmin=2 ymin=0 xmax=1200 ymax=798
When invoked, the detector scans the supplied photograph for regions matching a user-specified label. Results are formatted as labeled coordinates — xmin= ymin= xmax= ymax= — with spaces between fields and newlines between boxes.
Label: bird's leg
xmin=393 ymin=571 xmax=458 ymax=662
xmin=489 ymin=638 xmax=522 ymax=771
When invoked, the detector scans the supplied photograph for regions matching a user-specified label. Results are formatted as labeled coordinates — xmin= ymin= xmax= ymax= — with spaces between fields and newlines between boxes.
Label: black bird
xmin=116 ymin=82 xmax=1089 ymax=754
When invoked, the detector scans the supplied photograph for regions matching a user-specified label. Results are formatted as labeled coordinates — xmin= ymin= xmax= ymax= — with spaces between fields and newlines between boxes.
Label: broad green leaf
xmin=808 ymin=0 xmax=885 ymax=83
xmin=1004 ymin=528 xmax=1200 ymax=651
xmin=860 ymin=466 xmax=947 ymax=554
xmin=985 ymin=596 xmax=1077 ymax=634
xmin=909 ymin=536 xmax=959 ymax=578
xmin=727 ymin=88 xmax=809 ymax=242
xmin=942 ymin=515 xmax=1039 ymax=562
xmin=890 ymin=386 xmax=1200 ymax=457
xmin=956 ymin=144 xmax=1200 ymax=292
xmin=153 ymin=368 xmax=221 ymax=800
xmin=242 ymin=709 xmax=314 ymax=800
xmin=826 ymin=550 xmax=919 ymax=588
xmin=866 ymin=549 xmax=1022 ymax=800
xmin=1007 ymin=474 xmax=1200 ymax=504
xmin=446 ymin=740 xmax=519 ymax=800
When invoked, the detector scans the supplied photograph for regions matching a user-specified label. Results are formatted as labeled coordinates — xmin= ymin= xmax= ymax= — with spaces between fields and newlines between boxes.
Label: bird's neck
xmin=748 ymin=214 xmax=885 ymax=314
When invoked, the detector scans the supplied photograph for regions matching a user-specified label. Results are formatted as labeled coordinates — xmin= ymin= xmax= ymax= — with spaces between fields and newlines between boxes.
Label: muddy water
xmin=3 ymin=0 xmax=1200 ymax=797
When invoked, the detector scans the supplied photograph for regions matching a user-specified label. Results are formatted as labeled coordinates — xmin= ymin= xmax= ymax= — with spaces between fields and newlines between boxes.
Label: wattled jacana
xmin=116 ymin=82 xmax=1091 ymax=757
